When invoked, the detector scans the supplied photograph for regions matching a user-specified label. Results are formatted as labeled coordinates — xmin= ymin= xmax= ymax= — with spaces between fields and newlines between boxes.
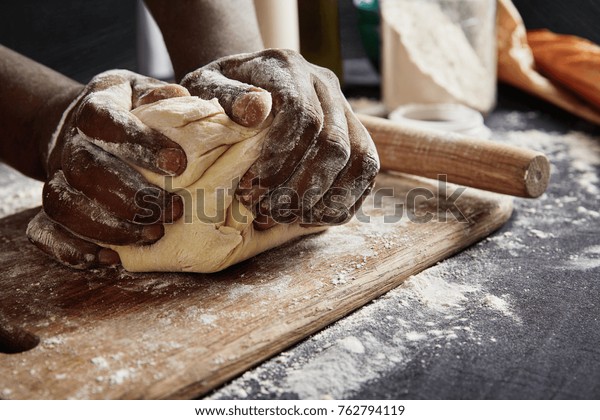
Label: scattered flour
xmin=43 ymin=336 xmax=65 ymax=349
xmin=568 ymin=245 xmax=600 ymax=271
xmin=405 ymin=331 xmax=428 ymax=341
xmin=91 ymin=356 xmax=110 ymax=369
xmin=109 ymin=368 xmax=135 ymax=385
xmin=529 ymin=229 xmax=553 ymax=239
xmin=228 ymin=284 xmax=255 ymax=300
xmin=338 ymin=336 xmax=365 ymax=354
xmin=332 ymin=271 xmax=349 ymax=285
xmin=483 ymin=294 xmax=518 ymax=321
xmin=266 ymin=275 xmax=293 ymax=296
xmin=313 ymin=230 xmax=369 ymax=257
xmin=577 ymin=206 xmax=600 ymax=218
xmin=200 ymin=314 xmax=218 ymax=325
xmin=401 ymin=268 xmax=479 ymax=311
xmin=211 ymin=257 xmax=511 ymax=399
xmin=285 ymin=332 xmax=396 ymax=399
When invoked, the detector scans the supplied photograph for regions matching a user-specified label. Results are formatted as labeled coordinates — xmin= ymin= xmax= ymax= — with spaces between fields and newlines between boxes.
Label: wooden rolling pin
xmin=358 ymin=114 xmax=550 ymax=198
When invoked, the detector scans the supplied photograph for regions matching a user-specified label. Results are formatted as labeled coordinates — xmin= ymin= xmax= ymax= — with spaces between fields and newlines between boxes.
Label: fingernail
xmin=158 ymin=148 xmax=186 ymax=175
xmin=232 ymin=90 xmax=271 ymax=127
xmin=137 ymin=85 xmax=190 ymax=106
xmin=141 ymin=224 xmax=164 ymax=243
xmin=98 ymin=248 xmax=121 ymax=266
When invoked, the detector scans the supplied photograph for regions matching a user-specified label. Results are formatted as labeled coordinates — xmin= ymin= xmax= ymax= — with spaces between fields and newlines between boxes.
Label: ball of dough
xmin=104 ymin=96 xmax=325 ymax=273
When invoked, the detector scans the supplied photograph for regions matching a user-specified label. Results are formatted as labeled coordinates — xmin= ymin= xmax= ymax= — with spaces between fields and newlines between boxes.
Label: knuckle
xmin=350 ymin=154 xmax=379 ymax=191
xmin=358 ymin=152 xmax=380 ymax=182
xmin=300 ymin=108 xmax=324 ymax=135
xmin=336 ymin=210 xmax=353 ymax=225
xmin=180 ymin=70 xmax=202 ymax=89
xmin=88 ymin=69 xmax=130 ymax=89
xmin=262 ymin=48 xmax=299 ymax=64
xmin=317 ymin=67 xmax=341 ymax=87
xmin=322 ymin=134 xmax=351 ymax=164
xmin=25 ymin=213 xmax=45 ymax=242
xmin=62 ymin=151 xmax=85 ymax=180
xmin=75 ymin=97 xmax=99 ymax=126
xmin=99 ymin=69 xmax=134 ymax=78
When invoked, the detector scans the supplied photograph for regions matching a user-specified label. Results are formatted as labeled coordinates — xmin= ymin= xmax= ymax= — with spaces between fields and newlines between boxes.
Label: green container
xmin=354 ymin=0 xmax=381 ymax=72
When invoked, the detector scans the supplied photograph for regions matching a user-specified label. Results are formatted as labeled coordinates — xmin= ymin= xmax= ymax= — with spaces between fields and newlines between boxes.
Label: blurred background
xmin=1 ymin=0 xmax=598 ymax=87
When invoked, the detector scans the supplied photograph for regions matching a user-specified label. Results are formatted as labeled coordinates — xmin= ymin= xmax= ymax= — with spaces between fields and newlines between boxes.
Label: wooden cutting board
xmin=0 ymin=173 xmax=512 ymax=399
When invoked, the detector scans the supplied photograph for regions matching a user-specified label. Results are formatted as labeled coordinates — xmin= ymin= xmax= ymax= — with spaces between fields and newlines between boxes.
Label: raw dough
xmin=106 ymin=96 xmax=325 ymax=272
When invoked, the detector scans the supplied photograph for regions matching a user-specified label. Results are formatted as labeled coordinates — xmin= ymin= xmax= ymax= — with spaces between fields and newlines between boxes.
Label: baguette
xmin=495 ymin=0 xmax=600 ymax=126
xmin=527 ymin=29 xmax=600 ymax=110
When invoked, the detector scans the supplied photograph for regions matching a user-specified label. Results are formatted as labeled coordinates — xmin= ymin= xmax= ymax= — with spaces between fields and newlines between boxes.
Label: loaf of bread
xmin=527 ymin=29 xmax=600 ymax=110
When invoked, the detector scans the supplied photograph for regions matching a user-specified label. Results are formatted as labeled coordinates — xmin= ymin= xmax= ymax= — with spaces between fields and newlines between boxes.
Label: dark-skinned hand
xmin=180 ymin=49 xmax=380 ymax=229
xmin=27 ymin=70 xmax=190 ymax=269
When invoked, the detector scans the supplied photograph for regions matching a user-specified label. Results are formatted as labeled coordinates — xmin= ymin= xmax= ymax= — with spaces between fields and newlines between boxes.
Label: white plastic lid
xmin=389 ymin=103 xmax=492 ymax=139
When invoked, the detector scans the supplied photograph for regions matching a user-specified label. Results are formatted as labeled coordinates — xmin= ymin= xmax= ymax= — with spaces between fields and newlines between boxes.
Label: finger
xmin=257 ymin=181 xmax=376 ymax=230
xmin=75 ymin=79 xmax=187 ymax=176
xmin=302 ymin=109 xmax=380 ymax=226
xmin=237 ymin=96 xmax=324 ymax=206
xmin=256 ymin=76 xmax=352 ymax=227
xmin=90 ymin=70 xmax=190 ymax=108
xmin=43 ymin=171 xmax=164 ymax=245
xmin=61 ymin=134 xmax=183 ymax=224
xmin=252 ymin=189 xmax=297 ymax=231
xmin=26 ymin=211 xmax=120 ymax=269
xmin=301 ymin=180 xmax=375 ymax=228
xmin=133 ymin=83 xmax=190 ymax=107
xmin=181 ymin=66 xmax=272 ymax=127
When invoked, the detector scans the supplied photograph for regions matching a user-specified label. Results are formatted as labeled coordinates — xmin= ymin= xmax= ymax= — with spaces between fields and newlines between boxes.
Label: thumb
xmin=181 ymin=68 xmax=272 ymax=127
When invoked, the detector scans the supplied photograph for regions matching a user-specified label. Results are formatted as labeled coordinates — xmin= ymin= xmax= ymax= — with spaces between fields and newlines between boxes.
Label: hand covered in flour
xmin=181 ymin=49 xmax=380 ymax=229
xmin=27 ymin=70 xmax=190 ymax=269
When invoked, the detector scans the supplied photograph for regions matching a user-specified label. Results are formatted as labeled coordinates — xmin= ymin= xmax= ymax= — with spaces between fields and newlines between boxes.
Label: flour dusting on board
xmin=91 ymin=356 xmax=110 ymax=370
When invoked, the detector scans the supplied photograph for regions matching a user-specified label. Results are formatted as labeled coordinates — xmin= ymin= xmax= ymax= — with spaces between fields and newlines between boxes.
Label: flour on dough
xmin=105 ymin=96 xmax=325 ymax=273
